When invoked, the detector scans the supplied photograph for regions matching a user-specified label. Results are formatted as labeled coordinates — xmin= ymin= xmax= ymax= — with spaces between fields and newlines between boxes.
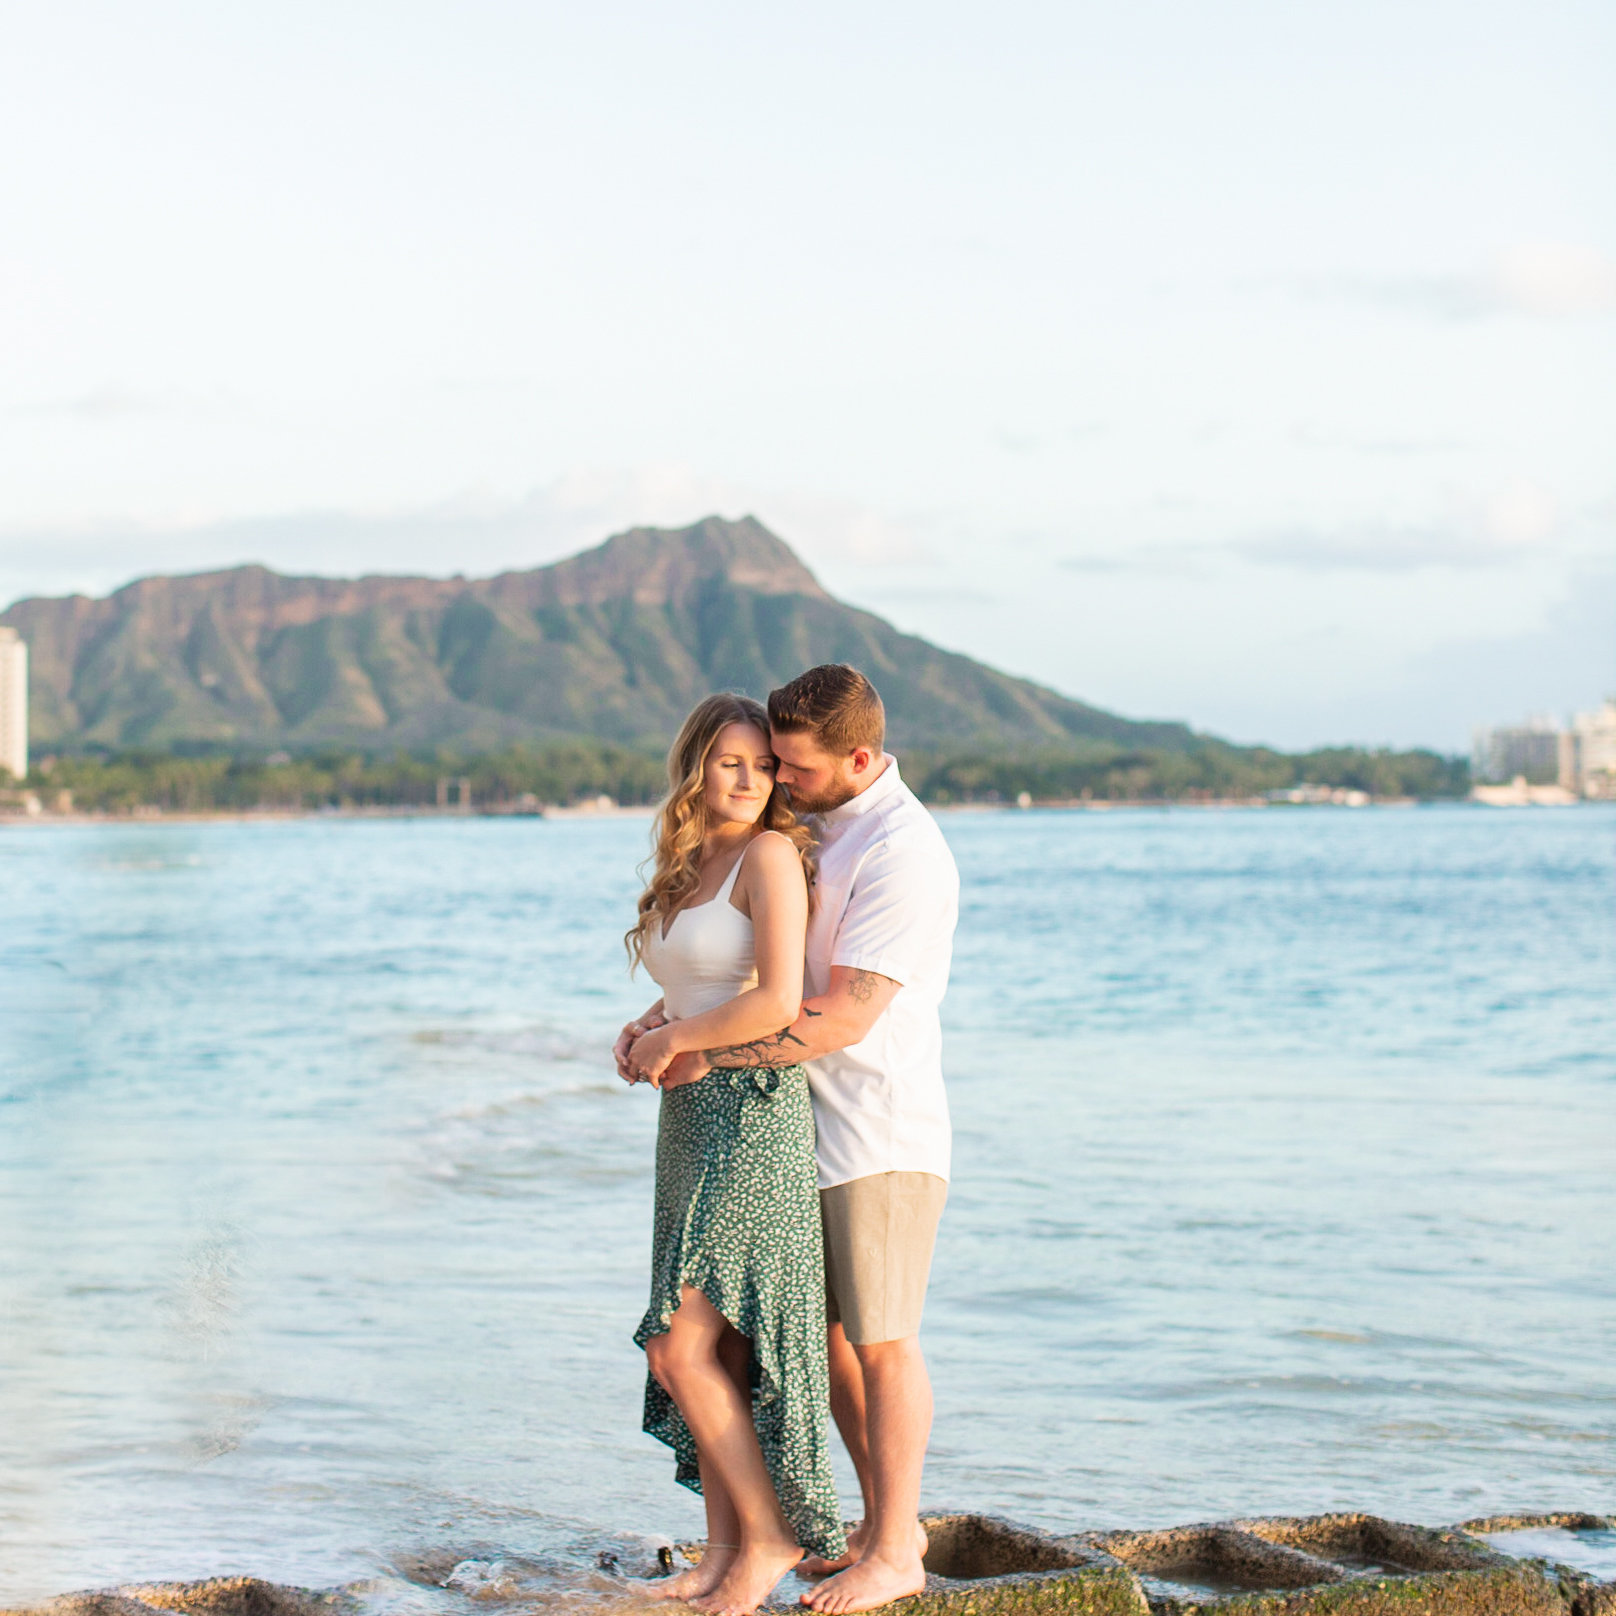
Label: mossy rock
xmin=892 ymin=1564 xmax=1149 ymax=1616
xmin=1152 ymin=1563 xmax=1573 ymax=1616
xmin=2 ymin=1583 xmax=346 ymax=1616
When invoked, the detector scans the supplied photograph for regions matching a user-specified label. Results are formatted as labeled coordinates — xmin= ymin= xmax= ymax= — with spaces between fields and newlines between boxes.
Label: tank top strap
xmin=716 ymin=843 xmax=749 ymax=903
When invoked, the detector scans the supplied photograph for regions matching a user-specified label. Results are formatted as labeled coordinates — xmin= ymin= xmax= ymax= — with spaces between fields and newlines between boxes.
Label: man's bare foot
xmin=798 ymin=1523 xmax=928 ymax=1580
xmin=639 ymin=1545 xmax=738 ymax=1602
xmin=798 ymin=1550 xmax=925 ymax=1614
xmin=693 ymin=1540 xmax=805 ymax=1615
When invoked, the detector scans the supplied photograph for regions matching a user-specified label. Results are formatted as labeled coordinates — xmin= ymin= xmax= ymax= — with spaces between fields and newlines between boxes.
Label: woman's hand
xmin=627 ymin=1021 xmax=680 ymax=1086
xmin=614 ymin=1007 xmax=667 ymax=1084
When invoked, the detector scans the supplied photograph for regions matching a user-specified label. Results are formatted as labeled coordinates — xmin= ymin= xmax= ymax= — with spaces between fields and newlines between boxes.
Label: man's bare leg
xmin=800 ymin=1336 xmax=930 ymax=1612
xmin=800 ymin=1324 xmax=871 ymax=1575
xmin=800 ymin=1327 xmax=928 ymax=1578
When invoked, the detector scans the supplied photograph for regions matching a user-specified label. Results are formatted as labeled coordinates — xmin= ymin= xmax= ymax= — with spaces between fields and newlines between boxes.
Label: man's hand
xmin=614 ymin=1007 xmax=667 ymax=1084
xmin=659 ymin=1050 xmax=712 ymax=1090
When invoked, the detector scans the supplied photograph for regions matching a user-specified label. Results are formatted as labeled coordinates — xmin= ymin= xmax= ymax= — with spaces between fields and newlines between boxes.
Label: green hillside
xmin=2 ymin=515 xmax=1195 ymax=754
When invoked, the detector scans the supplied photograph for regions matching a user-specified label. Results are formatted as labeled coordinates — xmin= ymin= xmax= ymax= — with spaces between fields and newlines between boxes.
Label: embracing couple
xmin=614 ymin=664 xmax=959 ymax=1616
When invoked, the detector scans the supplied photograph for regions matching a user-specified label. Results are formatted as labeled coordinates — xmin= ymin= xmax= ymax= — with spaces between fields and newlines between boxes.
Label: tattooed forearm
xmin=844 ymin=969 xmax=878 ymax=1004
xmin=706 ymin=1007 xmax=822 ymax=1068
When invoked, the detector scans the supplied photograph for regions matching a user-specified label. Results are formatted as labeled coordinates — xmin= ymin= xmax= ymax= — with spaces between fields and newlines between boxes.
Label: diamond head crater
xmin=0 ymin=516 xmax=1463 ymax=810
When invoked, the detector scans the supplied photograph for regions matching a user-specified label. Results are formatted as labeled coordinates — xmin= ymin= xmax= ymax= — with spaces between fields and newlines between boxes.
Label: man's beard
xmin=782 ymin=778 xmax=858 ymax=815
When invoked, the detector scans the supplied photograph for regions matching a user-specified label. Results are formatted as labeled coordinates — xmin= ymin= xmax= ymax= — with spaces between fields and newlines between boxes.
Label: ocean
xmin=2 ymin=805 xmax=1612 ymax=1604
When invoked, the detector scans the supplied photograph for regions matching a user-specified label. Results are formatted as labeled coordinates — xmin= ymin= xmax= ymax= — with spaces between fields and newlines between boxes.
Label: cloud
xmin=1230 ymin=479 xmax=1567 ymax=573
xmin=3 ymin=386 xmax=253 ymax=423
xmin=1057 ymin=529 xmax=1506 ymax=575
xmin=1399 ymin=561 xmax=1616 ymax=736
xmin=994 ymin=429 xmax=1040 ymax=454
xmin=1300 ymin=242 xmax=1616 ymax=321
xmin=1233 ymin=525 xmax=1491 ymax=572
xmin=1057 ymin=555 xmax=1141 ymax=574
xmin=1494 ymin=243 xmax=1616 ymax=316
xmin=1037 ymin=477 xmax=1586 ymax=580
xmin=1290 ymin=423 xmax=1470 ymax=457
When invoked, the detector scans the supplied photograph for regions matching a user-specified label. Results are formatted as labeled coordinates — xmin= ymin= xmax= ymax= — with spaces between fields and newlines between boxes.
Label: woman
xmin=617 ymin=693 xmax=847 ymax=1615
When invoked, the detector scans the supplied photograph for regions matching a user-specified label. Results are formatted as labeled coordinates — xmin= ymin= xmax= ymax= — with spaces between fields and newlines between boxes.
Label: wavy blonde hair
xmin=626 ymin=692 xmax=816 ymax=969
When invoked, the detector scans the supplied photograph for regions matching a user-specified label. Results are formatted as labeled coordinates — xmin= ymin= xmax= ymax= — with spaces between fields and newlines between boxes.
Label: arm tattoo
xmin=845 ymin=969 xmax=879 ymax=1004
xmin=706 ymin=1006 xmax=822 ymax=1069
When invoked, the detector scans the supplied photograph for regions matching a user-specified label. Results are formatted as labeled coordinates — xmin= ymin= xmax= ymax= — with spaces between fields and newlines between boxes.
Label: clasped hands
xmin=613 ymin=1011 xmax=712 ymax=1089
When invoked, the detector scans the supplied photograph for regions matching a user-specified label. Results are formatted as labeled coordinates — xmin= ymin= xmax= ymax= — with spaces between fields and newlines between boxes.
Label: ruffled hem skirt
xmin=634 ymin=1064 xmax=846 ymax=1560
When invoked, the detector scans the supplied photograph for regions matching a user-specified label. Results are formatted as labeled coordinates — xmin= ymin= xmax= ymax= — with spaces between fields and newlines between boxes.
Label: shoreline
xmin=0 ymin=797 xmax=1544 ymax=829
xmin=5 ymin=1508 xmax=1609 ymax=1616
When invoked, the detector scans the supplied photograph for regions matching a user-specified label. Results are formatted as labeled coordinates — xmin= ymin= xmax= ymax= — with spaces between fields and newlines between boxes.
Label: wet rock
xmin=10 ymin=1510 xmax=1611 ymax=1616
xmin=903 ymin=1514 xmax=1147 ymax=1615
xmin=2 ymin=1581 xmax=345 ymax=1616
xmin=1238 ymin=1514 xmax=1501 ymax=1577
xmin=920 ymin=1513 xmax=1098 ymax=1580
xmin=1461 ymin=1515 xmax=1612 ymax=1536
xmin=1097 ymin=1523 xmax=1344 ymax=1600
xmin=2 ymin=1597 xmax=175 ymax=1616
xmin=1152 ymin=1564 xmax=1571 ymax=1616
xmin=865 ymin=1513 xmax=1595 ymax=1616
xmin=1456 ymin=1510 xmax=1616 ymax=1616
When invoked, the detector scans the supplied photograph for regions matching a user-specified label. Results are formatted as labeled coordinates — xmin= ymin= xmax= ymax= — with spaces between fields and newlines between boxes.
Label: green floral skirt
xmin=634 ymin=1064 xmax=847 ymax=1560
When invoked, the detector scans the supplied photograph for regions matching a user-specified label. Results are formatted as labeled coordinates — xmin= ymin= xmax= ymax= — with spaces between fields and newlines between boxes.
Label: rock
xmin=9 ymin=1510 xmax=1611 ymax=1616
xmin=2 ymin=1581 xmax=345 ymax=1616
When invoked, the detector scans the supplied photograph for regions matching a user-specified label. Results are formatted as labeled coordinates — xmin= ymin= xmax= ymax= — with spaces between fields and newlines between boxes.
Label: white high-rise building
xmin=1570 ymin=699 xmax=1616 ymax=799
xmin=0 ymin=626 xmax=26 ymax=783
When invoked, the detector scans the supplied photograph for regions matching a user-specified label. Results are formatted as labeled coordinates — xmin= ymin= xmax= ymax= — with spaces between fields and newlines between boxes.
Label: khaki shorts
xmin=820 ymin=1171 xmax=948 ymax=1345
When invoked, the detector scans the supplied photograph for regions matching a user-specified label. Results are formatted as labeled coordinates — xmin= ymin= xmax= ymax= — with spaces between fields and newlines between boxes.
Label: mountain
xmin=1 ymin=516 xmax=1195 ymax=754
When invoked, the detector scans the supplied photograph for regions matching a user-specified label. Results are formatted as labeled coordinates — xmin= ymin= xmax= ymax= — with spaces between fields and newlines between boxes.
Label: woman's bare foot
xmin=798 ymin=1549 xmax=926 ymax=1614
xmin=798 ymin=1522 xmax=928 ymax=1580
xmin=693 ymin=1539 xmax=805 ymax=1615
xmin=640 ymin=1545 xmax=738 ymax=1602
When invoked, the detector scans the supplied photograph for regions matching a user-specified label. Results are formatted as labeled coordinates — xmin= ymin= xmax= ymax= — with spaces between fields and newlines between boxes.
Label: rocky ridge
xmin=1 ymin=516 xmax=1193 ymax=754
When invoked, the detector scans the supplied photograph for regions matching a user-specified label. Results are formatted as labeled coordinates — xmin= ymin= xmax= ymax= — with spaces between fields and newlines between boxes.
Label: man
xmin=649 ymin=664 xmax=960 ymax=1614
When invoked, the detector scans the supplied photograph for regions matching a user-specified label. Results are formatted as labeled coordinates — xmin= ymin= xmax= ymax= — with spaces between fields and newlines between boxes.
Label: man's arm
xmin=658 ymin=966 xmax=901 ymax=1088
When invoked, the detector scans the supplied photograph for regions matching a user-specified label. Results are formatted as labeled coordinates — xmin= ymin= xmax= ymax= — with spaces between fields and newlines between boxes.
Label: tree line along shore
xmin=2 ymin=739 xmax=1468 ymax=816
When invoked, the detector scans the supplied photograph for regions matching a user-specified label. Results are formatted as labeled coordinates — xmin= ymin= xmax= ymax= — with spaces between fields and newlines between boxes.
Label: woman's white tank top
xmin=641 ymin=851 xmax=757 ymax=1019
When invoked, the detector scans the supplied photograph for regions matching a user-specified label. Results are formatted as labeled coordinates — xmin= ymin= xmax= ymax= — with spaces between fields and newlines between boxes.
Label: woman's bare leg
xmin=641 ymin=1334 xmax=741 ymax=1602
xmin=651 ymin=1286 xmax=803 ymax=1615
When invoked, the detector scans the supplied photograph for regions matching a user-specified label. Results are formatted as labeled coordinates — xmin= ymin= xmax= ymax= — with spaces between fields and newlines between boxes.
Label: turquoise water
xmin=2 ymin=806 xmax=1612 ymax=1603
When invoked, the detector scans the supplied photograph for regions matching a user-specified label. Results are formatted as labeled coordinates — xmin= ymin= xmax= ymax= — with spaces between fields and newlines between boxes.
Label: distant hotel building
xmin=0 ymin=626 xmax=26 ymax=783
xmin=1473 ymin=702 xmax=1616 ymax=800
xmin=1569 ymin=700 xmax=1616 ymax=798
xmin=1471 ymin=716 xmax=1562 ymax=785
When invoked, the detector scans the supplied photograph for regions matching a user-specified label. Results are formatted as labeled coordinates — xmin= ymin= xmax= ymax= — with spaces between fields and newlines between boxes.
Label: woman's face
xmin=703 ymin=721 xmax=778 ymax=829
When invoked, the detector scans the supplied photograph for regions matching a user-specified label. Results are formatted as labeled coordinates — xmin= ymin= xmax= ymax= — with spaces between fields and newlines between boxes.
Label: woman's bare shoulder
xmin=742 ymin=829 xmax=809 ymax=885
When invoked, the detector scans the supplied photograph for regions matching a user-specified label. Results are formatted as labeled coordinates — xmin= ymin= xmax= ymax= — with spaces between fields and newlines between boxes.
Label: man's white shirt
xmin=804 ymin=757 xmax=960 ymax=1190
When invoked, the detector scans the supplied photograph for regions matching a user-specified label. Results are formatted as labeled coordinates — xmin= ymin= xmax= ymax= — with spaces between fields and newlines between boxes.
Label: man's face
xmin=769 ymin=728 xmax=861 ymax=814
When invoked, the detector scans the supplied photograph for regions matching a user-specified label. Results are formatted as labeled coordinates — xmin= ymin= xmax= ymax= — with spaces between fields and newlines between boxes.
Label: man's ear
xmin=850 ymin=745 xmax=875 ymax=775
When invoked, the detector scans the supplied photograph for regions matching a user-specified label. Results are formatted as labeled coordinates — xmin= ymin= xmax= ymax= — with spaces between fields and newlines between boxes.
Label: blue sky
xmin=1 ymin=0 xmax=1611 ymax=749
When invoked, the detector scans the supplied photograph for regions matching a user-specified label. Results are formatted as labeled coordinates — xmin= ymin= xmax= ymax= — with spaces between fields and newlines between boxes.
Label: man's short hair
xmin=768 ymin=664 xmax=886 ymax=756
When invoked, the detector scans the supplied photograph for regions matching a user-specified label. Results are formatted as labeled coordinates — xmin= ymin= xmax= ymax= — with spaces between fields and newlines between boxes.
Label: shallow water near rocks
xmin=2 ymin=806 xmax=1613 ymax=1605
xmin=1483 ymin=1527 xmax=1616 ymax=1580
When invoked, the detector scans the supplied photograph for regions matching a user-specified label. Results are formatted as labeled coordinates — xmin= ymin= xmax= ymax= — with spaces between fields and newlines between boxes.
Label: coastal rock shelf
xmin=895 ymin=1512 xmax=1616 ymax=1616
xmin=7 ymin=1512 xmax=1612 ymax=1616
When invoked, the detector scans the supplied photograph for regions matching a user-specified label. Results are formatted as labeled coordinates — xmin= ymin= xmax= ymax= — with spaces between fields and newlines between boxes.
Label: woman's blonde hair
xmin=626 ymin=692 xmax=815 ymax=969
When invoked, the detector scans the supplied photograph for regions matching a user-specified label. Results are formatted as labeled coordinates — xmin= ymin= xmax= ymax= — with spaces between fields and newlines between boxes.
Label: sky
xmin=1 ymin=0 xmax=1611 ymax=751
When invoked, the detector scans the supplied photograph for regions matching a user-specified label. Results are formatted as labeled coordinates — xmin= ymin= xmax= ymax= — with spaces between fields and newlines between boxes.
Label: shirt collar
xmin=823 ymin=754 xmax=902 ymax=824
